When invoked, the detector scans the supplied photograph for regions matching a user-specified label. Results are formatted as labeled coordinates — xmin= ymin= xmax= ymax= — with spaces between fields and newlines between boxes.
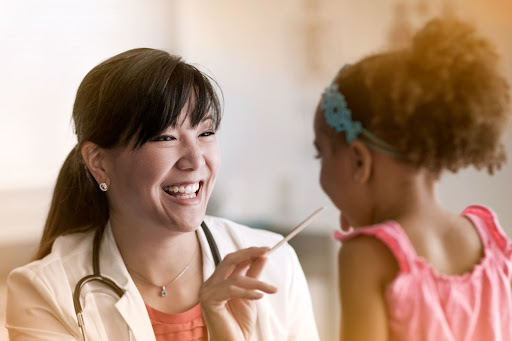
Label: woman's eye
xmin=314 ymin=153 xmax=321 ymax=160
xmin=151 ymin=135 xmax=175 ymax=142
xmin=200 ymin=130 xmax=215 ymax=137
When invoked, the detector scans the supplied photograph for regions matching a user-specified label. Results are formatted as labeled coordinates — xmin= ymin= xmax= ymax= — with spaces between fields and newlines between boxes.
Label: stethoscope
xmin=73 ymin=222 xmax=222 ymax=340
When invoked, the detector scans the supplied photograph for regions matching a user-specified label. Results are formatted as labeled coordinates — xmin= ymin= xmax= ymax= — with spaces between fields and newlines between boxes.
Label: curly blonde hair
xmin=332 ymin=18 xmax=511 ymax=174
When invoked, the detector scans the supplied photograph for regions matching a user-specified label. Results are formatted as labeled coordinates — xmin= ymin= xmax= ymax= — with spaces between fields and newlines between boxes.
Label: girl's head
xmin=314 ymin=18 xmax=510 ymax=226
xmin=36 ymin=48 xmax=222 ymax=259
xmin=315 ymin=18 xmax=510 ymax=175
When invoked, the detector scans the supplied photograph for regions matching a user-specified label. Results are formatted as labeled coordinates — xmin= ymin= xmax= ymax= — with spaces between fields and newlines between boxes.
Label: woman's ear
xmin=81 ymin=142 xmax=110 ymax=186
xmin=349 ymin=141 xmax=372 ymax=184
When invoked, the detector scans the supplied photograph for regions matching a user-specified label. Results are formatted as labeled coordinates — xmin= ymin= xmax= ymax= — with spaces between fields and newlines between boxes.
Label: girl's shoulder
xmin=335 ymin=221 xmax=416 ymax=274
xmin=338 ymin=228 xmax=400 ymax=286
xmin=335 ymin=205 xmax=512 ymax=277
xmin=462 ymin=205 xmax=512 ymax=258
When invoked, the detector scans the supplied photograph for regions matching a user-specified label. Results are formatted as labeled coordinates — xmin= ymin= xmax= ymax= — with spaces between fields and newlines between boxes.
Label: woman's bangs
xmin=129 ymin=63 xmax=222 ymax=148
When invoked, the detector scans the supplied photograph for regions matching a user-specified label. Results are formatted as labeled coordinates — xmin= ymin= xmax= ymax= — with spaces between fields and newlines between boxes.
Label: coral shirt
xmin=146 ymin=303 xmax=208 ymax=341
xmin=334 ymin=205 xmax=512 ymax=341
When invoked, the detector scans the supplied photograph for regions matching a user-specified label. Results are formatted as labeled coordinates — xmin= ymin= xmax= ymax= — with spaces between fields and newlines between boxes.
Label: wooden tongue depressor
xmin=267 ymin=207 xmax=325 ymax=255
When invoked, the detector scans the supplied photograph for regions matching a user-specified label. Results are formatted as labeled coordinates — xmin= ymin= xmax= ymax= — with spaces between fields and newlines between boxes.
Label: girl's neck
xmin=371 ymin=164 xmax=444 ymax=225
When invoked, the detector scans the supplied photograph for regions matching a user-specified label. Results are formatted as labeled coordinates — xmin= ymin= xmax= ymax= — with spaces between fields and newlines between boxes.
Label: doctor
xmin=6 ymin=48 xmax=319 ymax=341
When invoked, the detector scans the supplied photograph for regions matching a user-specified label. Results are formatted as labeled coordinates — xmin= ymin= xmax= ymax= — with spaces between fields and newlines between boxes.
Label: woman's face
xmin=105 ymin=109 xmax=220 ymax=233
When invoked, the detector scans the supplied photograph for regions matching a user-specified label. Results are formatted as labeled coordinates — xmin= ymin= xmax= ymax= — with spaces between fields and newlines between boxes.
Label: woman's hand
xmin=199 ymin=247 xmax=278 ymax=341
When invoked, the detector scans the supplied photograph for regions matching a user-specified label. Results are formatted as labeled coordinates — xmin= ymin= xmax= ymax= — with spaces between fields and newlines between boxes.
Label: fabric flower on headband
xmin=320 ymin=81 xmax=402 ymax=157
xmin=321 ymin=83 xmax=362 ymax=143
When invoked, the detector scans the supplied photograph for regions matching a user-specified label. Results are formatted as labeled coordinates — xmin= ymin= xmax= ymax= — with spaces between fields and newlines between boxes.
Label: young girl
xmin=313 ymin=18 xmax=512 ymax=340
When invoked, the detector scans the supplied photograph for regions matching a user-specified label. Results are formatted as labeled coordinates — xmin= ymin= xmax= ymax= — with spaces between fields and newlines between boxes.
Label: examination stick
xmin=267 ymin=207 xmax=325 ymax=255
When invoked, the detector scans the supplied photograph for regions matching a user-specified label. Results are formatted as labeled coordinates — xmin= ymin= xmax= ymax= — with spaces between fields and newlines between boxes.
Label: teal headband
xmin=321 ymin=82 xmax=401 ymax=157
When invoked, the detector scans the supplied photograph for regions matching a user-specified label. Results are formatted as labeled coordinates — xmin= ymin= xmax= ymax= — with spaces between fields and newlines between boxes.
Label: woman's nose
xmin=176 ymin=142 xmax=205 ymax=170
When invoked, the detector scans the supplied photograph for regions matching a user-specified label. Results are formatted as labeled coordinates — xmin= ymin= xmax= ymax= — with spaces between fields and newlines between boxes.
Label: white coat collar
xmin=98 ymin=222 xmax=156 ymax=341
xmin=95 ymin=221 xmax=219 ymax=341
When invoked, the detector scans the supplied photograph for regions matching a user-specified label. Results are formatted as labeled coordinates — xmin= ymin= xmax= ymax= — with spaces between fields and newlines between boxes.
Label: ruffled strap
xmin=334 ymin=222 xmax=418 ymax=274
xmin=463 ymin=205 xmax=512 ymax=259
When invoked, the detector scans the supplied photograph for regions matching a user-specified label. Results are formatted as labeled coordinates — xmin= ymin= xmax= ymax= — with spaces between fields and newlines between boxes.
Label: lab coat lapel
xmin=115 ymin=289 xmax=156 ymax=341
xmin=100 ymin=223 xmax=156 ymax=341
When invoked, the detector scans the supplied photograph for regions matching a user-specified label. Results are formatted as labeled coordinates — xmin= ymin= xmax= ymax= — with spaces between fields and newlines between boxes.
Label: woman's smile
xmin=163 ymin=181 xmax=203 ymax=203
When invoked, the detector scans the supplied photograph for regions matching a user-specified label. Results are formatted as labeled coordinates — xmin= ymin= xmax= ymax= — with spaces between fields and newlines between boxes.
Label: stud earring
xmin=99 ymin=183 xmax=108 ymax=192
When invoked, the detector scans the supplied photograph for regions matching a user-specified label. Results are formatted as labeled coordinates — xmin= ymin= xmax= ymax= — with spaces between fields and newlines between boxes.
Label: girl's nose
xmin=176 ymin=142 xmax=206 ymax=170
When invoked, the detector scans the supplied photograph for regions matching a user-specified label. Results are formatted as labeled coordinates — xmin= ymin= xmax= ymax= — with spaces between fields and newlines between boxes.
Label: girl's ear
xmin=81 ymin=142 xmax=111 ymax=187
xmin=349 ymin=141 xmax=372 ymax=184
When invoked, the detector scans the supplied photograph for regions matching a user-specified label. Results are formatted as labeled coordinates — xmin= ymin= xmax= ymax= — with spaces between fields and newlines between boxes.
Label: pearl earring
xmin=99 ymin=183 xmax=108 ymax=192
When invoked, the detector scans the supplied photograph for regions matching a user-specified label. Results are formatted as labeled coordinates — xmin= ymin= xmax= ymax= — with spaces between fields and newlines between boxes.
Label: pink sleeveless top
xmin=334 ymin=205 xmax=512 ymax=341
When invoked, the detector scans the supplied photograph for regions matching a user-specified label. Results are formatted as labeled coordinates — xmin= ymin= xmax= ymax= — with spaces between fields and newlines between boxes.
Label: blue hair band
xmin=321 ymin=82 xmax=401 ymax=157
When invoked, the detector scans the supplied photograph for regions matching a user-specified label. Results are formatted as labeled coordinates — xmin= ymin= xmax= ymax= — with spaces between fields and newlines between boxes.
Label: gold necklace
xmin=127 ymin=245 xmax=199 ymax=297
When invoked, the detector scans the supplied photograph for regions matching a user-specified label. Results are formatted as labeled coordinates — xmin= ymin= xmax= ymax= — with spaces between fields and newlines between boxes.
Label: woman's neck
xmin=109 ymin=214 xmax=204 ymax=313
xmin=109 ymin=214 xmax=201 ymax=287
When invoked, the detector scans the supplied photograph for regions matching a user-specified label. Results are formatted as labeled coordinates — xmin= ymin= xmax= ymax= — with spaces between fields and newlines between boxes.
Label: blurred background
xmin=1 ymin=0 xmax=512 ymax=340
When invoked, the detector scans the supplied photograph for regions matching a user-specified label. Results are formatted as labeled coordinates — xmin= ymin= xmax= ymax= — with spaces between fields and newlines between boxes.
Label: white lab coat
xmin=6 ymin=216 xmax=320 ymax=341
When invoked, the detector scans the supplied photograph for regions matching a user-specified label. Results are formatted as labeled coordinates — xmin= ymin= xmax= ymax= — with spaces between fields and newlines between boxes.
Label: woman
xmin=6 ymin=48 xmax=319 ymax=341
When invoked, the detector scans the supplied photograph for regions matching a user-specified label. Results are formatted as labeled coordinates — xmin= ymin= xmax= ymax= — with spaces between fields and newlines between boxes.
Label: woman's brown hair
xmin=35 ymin=48 xmax=222 ymax=259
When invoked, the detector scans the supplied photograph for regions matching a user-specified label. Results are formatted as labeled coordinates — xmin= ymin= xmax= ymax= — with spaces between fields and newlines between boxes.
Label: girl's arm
xmin=338 ymin=236 xmax=398 ymax=341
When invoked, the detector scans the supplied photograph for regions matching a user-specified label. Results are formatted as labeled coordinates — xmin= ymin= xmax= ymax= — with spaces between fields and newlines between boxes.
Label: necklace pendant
xmin=161 ymin=286 xmax=167 ymax=297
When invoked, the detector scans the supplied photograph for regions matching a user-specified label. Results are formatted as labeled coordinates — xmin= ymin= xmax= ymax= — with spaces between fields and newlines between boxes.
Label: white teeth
xmin=165 ymin=182 xmax=201 ymax=196
xmin=174 ymin=192 xmax=197 ymax=199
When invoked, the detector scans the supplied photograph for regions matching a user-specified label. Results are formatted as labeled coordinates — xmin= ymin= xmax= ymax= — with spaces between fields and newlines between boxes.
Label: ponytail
xmin=34 ymin=145 xmax=108 ymax=259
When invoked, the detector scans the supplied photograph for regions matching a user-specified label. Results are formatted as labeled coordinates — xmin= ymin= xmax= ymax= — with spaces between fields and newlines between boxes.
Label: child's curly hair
xmin=334 ymin=18 xmax=511 ymax=174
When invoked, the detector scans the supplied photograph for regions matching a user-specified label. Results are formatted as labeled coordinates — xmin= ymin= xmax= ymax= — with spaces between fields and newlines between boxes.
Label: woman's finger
xmin=207 ymin=247 xmax=269 ymax=282
xmin=230 ymin=259 xmax=253 ymax=277
xmin=201 ymin=276 xmax=277 ymax=304
xmin=226 ymin=275 xmax=277 ymax=293
xmin=245 ymin=256 xmax=267 ymax=279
